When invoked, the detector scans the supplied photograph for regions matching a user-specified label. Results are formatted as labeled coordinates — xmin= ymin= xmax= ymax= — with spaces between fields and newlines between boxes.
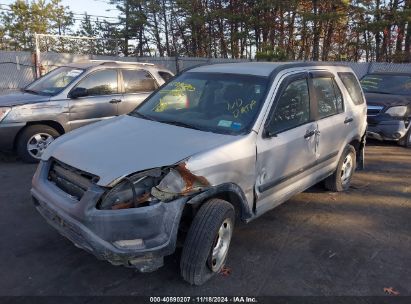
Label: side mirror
xmin=70 ymin=87 xmax=87 ymax=99
xmin=263 ymin=128 xmax=277 ymax=138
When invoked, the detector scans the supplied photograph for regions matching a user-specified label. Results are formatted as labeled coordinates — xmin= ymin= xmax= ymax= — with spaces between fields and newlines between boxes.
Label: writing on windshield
xmin=133 ymin=72 xmax=268 ymax=135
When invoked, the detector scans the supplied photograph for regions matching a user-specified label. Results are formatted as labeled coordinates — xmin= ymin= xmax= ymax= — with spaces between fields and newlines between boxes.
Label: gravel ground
xmin=0 ymin=141 xmax=410 ymax=296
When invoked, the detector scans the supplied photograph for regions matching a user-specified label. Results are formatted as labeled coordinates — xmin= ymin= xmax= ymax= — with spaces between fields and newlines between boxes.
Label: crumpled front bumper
xmin=31 ymin=160 xmax=187 ymax=272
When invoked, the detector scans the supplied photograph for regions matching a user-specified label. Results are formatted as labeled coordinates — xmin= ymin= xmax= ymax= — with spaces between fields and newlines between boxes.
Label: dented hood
xmin=43 ymin=115 xmax=240 ymax=187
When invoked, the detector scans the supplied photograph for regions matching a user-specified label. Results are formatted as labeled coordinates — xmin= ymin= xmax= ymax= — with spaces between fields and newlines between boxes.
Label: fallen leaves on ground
xmin=384 ymin=287 xmax=400 ymax=296
xmin=220 ymin=266 xmax=231 ymax=277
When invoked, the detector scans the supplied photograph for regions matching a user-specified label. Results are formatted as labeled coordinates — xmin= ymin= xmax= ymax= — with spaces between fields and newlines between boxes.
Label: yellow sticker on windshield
xmin=159 ymin=82 xmax=195 ymax=96
xmin=153 ymin=82 xmax=194 ymax=112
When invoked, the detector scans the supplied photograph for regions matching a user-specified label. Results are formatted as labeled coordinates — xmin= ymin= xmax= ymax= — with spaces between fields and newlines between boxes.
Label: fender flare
xmin=186 ymin=183 xmax=253 ymax=221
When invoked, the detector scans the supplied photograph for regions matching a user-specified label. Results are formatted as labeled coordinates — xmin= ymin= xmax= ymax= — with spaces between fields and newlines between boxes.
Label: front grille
xmin=367 ymin=105 xmax=384 ymax=116
xmin=48 ymin=160 xmax=99 ymax=200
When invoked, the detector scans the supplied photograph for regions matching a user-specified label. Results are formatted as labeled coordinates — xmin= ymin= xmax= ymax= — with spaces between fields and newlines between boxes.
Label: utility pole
xmin=34 ymin=33 xmax=41 ymax=78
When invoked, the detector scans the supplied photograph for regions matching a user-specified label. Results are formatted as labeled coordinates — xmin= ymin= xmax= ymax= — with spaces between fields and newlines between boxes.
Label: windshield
xmin=26 ymin=67 xmax=85 ymax=96
xmin=131 ymin=72 xmax=269 ymax=135
xmin=361 ymin=74 xmax=411 ymax=95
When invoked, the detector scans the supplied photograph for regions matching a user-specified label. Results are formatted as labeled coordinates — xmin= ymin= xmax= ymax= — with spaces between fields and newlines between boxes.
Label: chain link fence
xmin=1 ymin=50 xmax=411 ymax=93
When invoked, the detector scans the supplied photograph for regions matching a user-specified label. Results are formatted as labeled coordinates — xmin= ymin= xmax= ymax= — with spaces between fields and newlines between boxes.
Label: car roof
xmin=63 ymin=60 xmax=159 ymax=70
xmin=189 ymin=62 xmax=352 ymax=77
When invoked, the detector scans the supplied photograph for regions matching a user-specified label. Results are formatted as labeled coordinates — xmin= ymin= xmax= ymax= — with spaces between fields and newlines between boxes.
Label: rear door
xmin=68 ymin=68 xmax=120 ymax=130
xmin=255 ymin=72 xmax=318 ymax=214
xmin=308 ymin=71 xmax=348 ymax=167
xmin=119 ymin=69 xmax=159 ymax=114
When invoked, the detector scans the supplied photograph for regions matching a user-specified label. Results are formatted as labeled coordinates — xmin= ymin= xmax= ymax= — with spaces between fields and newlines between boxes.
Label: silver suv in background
xmin=31 ymin=62 xmax=367 ymax=285
xmin=0 ymin=60 xmax=173 ymax=162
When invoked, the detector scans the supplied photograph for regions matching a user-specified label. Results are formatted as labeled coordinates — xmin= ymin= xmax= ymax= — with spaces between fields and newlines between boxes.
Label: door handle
xmin=344 ymin=117 xmax=354 ymax=124
xmin=304 ymin=130 xmax=316 ymax=139
xmin=109 ymin=99 xmax=122 ymax=104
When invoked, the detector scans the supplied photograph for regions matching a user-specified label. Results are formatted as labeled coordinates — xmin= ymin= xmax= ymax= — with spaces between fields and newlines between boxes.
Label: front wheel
xmin=180 ymin=199 xmax=235 ymax=285
xmin=325 ymin=145 xmax=356 ymax=192
xmin=16 ymin=125 xmax=60 ymax=163
xmin=399 ymin=127 xmax=411 ymax=148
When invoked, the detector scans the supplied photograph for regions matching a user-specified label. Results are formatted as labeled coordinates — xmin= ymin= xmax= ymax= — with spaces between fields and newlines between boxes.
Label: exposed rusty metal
xmin=150 ymin=163 xmax=211 ymax=201
xmin=176 ymin=162 xmax=210 ymax=194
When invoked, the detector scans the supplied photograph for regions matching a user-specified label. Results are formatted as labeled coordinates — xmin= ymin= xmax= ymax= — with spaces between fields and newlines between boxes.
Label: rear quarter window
xmin=122 ymin=69 xmax=158 ymax=93
xmin=158 ymin=71 xmax=173 ymax=82
xmin=338 ymin=72 xmax=364 ymax=105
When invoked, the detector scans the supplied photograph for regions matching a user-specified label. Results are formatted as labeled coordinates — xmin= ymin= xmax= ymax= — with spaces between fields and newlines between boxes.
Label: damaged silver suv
xmin=31 ymin=62 xmax=367 ymax=285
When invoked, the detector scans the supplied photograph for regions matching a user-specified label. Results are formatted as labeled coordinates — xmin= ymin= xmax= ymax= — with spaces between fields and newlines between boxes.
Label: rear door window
xmin=122 ymin=70 xmax=158 ymax=93
xmin=312 ymin=77 xmax=344 ymax=119
xmin=338 ymin=72 xmax=364 ymax=105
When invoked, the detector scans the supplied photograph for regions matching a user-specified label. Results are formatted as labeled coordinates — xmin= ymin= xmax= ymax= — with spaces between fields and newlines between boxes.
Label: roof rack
xmin=90 ymin=60 xmax=155 ymax=66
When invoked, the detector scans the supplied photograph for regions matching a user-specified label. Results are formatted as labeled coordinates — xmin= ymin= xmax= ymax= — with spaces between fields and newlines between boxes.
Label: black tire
xmin=325 ymin=145 xmax=356 ymax=192
xmin=16 ymin=125 xmax=60 ymax=163
xmin=399 ymin=128 xmax=411 ymax=148
xmin=180 ymin=199 xmax=235 ymax=285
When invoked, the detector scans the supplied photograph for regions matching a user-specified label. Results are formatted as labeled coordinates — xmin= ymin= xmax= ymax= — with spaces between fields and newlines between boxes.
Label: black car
xmin=361 ymin=72 xmax=411 ymax=147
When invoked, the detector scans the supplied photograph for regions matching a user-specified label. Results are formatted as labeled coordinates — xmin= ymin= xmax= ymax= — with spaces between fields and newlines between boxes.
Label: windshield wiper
xmin=22 ymin=88 xmax=40 ymax=95
xmin=157 ymin=119 xmax=201 ymax=131
xmin=130 ymin=111 xmax=154 ymax=121
xmin=365 ymin=90 xmax=392 ymax=95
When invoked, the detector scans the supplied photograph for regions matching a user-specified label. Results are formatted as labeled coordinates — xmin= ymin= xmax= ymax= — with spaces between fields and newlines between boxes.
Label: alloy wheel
xmin=27 ymin=133 xmax=54 ymax=159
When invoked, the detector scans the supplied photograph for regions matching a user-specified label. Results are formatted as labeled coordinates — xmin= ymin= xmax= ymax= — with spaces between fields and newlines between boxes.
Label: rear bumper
xmin=31 ymin=160 xmax=186 ymax=272
xmin=0 ymin=122 xmax=25 ymax=151
xmin=366 ymin=119 xmax=409 ymax=141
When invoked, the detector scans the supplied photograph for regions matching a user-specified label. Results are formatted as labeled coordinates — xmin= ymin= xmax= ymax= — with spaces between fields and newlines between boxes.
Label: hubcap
xmin=27 ymin=133 xmax=54 ymax=159
xmin=341 ymin=153 xmax=353 ymax=185
xmin=209 ymin=218 xmax=233 ymax=272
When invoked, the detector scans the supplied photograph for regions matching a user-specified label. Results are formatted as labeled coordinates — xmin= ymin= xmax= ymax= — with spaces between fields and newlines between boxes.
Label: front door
xmin=68 ymin=69 xmax=120 ymax=130
xmin=255 ymin=73 xmax=318 ymax=215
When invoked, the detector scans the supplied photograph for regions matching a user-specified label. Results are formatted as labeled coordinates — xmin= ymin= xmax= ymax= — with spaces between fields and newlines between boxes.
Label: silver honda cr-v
xmin=0 ymin=60 xmax=173 ymax=162
xmin=31 ymin=62 xmax=367 ymax=285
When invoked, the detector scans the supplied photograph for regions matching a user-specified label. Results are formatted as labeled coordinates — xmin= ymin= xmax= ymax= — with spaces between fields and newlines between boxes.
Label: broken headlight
xmin=99 ymin=171 xmax=162 ymax=210
xmin=99 ymin=164 xmax=210 ymax=210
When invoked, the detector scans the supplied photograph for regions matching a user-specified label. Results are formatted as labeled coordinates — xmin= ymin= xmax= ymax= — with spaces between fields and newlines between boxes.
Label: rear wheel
xmin=16 ymin=125 xmax=60 ymax=163
xmin=180 ymin=199 xmax=234 ymax=285
xmin=325 ymin=145 xmax=356 ymax=192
